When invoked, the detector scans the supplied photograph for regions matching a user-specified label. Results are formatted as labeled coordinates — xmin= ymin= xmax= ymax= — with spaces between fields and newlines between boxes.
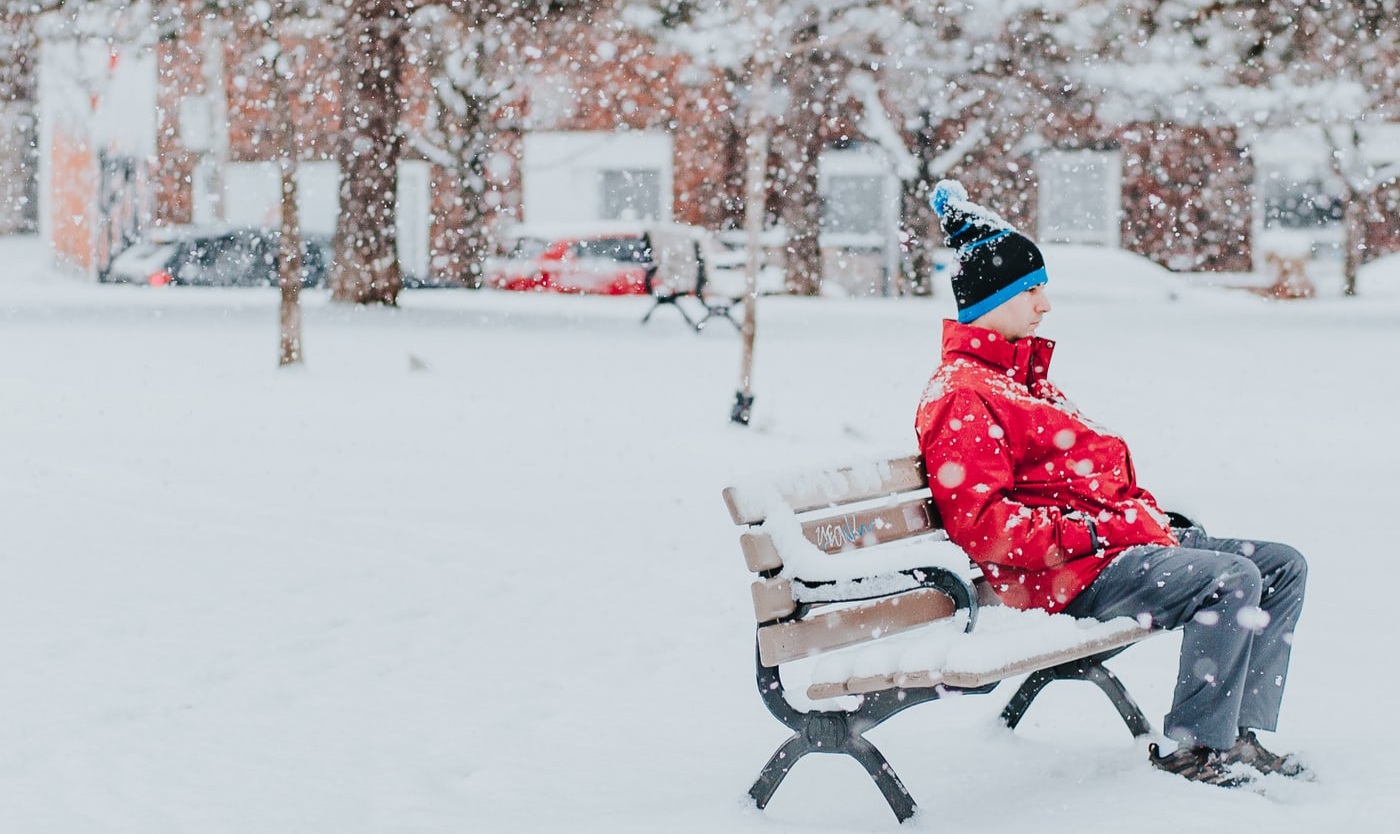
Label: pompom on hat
xmin=930 ymin=179 xmax=1048 ymax=324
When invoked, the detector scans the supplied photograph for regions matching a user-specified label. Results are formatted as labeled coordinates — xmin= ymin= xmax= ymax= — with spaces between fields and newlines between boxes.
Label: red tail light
xmin=149 ymin=270 xmax=173 ymax=286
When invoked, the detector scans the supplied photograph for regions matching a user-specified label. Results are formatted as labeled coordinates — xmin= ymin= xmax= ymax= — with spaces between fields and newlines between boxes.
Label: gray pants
xmin=1061 ymin=529 xmax=1307 ymax=750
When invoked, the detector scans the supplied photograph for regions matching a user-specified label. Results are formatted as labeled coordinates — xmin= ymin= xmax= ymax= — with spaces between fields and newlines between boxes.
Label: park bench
xmin=640 ymin=231 xmax=742 ymax=332
xmin=723 ymin=454 xmax=1167 ymax=822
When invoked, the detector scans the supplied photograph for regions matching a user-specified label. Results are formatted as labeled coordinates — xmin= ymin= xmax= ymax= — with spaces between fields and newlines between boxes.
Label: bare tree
xmin=1085 ymin=0 xmax=1400 ymax=294
xmin=403 ymin=4 xmax=525 ymax=288
xmin=873 ymin=3 xmax=1095 ymax=199
xmin=330 ymin=0 xmax=565 ymax=301
xmin=770 ymin=8 xmax=829 ymax=297
xmin=212 ymin=1 xmax=325 ymax=364
xmin=649 ymin=0 xmax=900 ymax=423
xmin=1324 ymin=124 xmax=1400 ymax=296
xmin=330 ymin=0 xmax=409 ymax=305
xmin=0 ymin=6 xmax=39 ymax=234
xmin=256 ymin=12 xmax=308 ymax=366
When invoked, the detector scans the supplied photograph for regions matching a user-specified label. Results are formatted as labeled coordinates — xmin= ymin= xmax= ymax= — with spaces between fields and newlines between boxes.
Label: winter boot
xmin=1148 ymin=742 xmax=1254 ymax=788
xmin=1227 ymin=730 xmax=1315 ymax=780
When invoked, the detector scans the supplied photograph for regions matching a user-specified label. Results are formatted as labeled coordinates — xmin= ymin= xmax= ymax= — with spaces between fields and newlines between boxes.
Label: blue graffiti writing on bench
xmin=814 ymin=516 xmax=880 ymax=550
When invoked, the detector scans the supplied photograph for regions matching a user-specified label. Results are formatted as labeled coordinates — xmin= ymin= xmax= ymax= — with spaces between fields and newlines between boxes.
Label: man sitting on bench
xmin=914 ymin=179 xmax=1311 ymax=788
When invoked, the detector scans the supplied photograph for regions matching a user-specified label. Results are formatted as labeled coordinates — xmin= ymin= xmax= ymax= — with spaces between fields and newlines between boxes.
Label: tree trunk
xmin=0 ymin=13 xmax=37 ymax=235
xmin=331 ymin=0 xmax=406 ymax=305
xmin=457 ymin=151 xmax=491 ymax=289
xmin=277 ymin=95 xmax=304 ymax=366
xmin=735 ymin=65 xmax=774 ymax=426
xmin=775 ymin=129 xmax=823 ymax=296
xmin=902 ymin=111 xmax=940 ymax=296
xmin=261 ymin=23 xmax=303 ymax=366
xmin=1343 ymin=189 xmax=1363 ymax=297
xmin=774 ymin=18 xmax=824 ymax=297
xmin=432 ymin=153 xmax=490 ymax=289
xmin=902 ymin=180 xmax=936 ymax=297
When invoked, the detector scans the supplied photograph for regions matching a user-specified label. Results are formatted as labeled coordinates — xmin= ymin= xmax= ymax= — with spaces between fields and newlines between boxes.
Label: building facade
xmin=29 ymin=4 xmax=1400 ymax=288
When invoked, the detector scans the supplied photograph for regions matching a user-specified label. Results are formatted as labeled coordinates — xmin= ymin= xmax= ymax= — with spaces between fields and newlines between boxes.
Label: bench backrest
xmin=644 ymin=229 xmax=709 ymax=297
xmin=724 ymin=455 xmax=970 ymax=667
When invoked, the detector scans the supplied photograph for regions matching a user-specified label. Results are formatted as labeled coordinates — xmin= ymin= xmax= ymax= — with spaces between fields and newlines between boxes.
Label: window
xmin=509 ymin=237 xmax=550 ymax=259
xmin=601 ymin=169 xmax=661 ymax=221
xmin=576 ymin=236 xmax=651 ymax=262
xmin=523 ymin=132 xmax=673 ymax=225
xmin=396 ymin=159 xmax=431 ymax=284
xmin=822 ymin=174 xmax=884 ymax=236
xmin=1258 ymin=166 xmax=1343 ymax=230
xmin=1037 ymin=150 xmax=1121 ymax=246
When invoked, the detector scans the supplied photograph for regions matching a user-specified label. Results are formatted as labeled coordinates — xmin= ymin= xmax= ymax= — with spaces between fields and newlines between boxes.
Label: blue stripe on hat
xmin=959 ymin=229 xmax=1010 ymax=254
xmin=956 ymin=267 xmax=1049 ymax=324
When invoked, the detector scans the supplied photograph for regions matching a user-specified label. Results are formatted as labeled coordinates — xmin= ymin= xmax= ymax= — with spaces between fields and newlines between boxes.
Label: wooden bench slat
xmin=801 ymin=615 xmax=1151 ymax=698
xmin=740 ymin=531 xmax=783 ymax=572
xmin=804 ymin=630 xmax=1150 ymax=697
xmin=723 ymin=455 xmax=924 ymax=525
xmin=806 ymin=681 xmax=853 ymax=700
xmin=800 ymin=497 xmax=941 ymax=554
xmin=940 ymin=628 xmax=1151 ymax=688
xmin=892 ymin=670 xmax=945 ymax=690
xmin=737 ymin=498 xmax=943 ymax=577
xmin=806 ymin=669 xmax=948 ymax=700
xmin=844 ymin=673 xmax=901 ymax=695
xmin=750 ymin=577 xmax=797 ymax=622
xmin=756 ymin=588 xmax=957 ymax=667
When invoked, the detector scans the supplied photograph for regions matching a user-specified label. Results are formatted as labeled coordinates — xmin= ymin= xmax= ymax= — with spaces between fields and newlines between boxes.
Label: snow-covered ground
xmin=2 ymin=235 xmax=1397 ymax=832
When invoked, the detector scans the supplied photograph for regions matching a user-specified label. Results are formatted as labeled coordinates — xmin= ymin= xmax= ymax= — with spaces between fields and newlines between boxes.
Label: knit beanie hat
xmin=930 ymin=179 xmax=1047 ymax=324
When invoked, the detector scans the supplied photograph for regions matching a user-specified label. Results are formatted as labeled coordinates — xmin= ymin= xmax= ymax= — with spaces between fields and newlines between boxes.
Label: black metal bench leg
xmin=642 ymin=295 xmax=701 ymax=330
xmin=749 ymin=733 xmax=811 ymax=810
xmin=1001 ymin=659 xmax=1152 ymax=738
xmin=676 ymin=301 xmax=700 ymax=331
xmin=698 ymin=300 xmax=743 ymax=332
xmin=749 ymin=723 xmax=919 ymax=821
xmin=1000 ymin=668 xmax=1055 ymax=731
xmin=846 ymin=734 xmax=918 ymax=823
xmin=1081 ymin=663 xmax=1152 ymax=737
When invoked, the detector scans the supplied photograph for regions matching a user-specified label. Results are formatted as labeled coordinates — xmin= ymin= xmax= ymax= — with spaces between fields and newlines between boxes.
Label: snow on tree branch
xmin=847 ymin=71 xmax=917 ymax=179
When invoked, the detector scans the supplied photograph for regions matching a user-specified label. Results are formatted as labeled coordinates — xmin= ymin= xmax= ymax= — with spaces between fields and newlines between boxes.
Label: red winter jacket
xmin=914 ymin=320 xmax=1177 ymax=613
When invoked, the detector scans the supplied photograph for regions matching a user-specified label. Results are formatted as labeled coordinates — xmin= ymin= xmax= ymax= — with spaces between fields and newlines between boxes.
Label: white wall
xmin=521 ymin=131 xmax=673 ymax=226
xmin=1036 ymin=149 xmax=1122 ymax=248
xmin=818 ymin=146 xmax=901 ymax=295
xmin=1253 ymin=125 xmax=1400 ymax=166
xmin=222 ymin=161 xmax=341 ymax=236
xmin=396 ymin=160 xmax=431 ymax=282
xmin=37 ymin=22 xmax=159 ymax=276
xmin=222 ymin=160 xmax=432 ymax=281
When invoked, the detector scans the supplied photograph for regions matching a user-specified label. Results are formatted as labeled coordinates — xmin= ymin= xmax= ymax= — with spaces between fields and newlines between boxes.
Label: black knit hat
xmin=930 ymin=179 xmax=1047 ymax=324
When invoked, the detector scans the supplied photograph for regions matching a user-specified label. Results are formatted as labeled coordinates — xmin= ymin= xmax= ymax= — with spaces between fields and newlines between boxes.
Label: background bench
xmin=723 ymin=455 xmax=1157 ymax=822
xmin=640 ymin=229 xmax=742 ymax=332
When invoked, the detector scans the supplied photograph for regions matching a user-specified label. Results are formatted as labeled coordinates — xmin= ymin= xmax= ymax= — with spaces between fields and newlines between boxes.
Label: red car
xmin=487 ymin=232 xmax=653 ymax=295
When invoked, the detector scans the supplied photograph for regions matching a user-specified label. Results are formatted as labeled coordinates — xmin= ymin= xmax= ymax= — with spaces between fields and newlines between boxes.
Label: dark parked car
xmin=106 ymin=227 xmax=332 ymax=287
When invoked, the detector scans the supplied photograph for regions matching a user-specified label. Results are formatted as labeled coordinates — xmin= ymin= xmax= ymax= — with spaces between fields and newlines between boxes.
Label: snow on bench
xmin=808 ymin=608 xmax=1148 ymax=698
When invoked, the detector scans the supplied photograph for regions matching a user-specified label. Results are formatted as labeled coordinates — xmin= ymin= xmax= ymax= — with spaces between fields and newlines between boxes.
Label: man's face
xmin=973 ymin=284 xmax=1052 ymax=341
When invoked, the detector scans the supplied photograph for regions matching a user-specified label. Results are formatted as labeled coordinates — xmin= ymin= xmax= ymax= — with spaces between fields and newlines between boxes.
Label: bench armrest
xmin=1165 ymin=510 xmax=1206 ymax=536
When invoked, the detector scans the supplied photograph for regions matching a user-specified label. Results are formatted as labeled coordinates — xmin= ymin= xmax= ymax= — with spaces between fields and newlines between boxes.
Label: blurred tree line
xmin=3 ymin=0 xmax=1398 ymax=305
